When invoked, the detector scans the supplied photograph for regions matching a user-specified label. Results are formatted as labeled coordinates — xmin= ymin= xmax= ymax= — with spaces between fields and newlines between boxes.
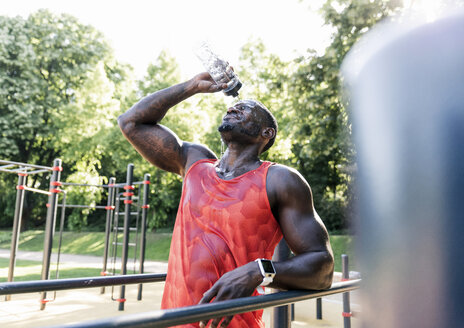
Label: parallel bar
xmin=101 ymin=177 xmax=116 ymax=294
xmin=40 ymin=159 xmax=62 ymax=310
xmin=342 ymin=254 xmax=351 ymax=328
xmin=0 ymin=164 xmax=15 ymax=169
xmin=0 ymin=168 xmax=24 ymax=174
xmin=54 ymin=280 xmax=360 ymax=328
xmin=22 ymin=186 xmax=51 ymax=196
xmin=60 ymin=182 xmax=109 ymax=188
xmin=5 ymin=174 xmax=26 ymax=301
xmin=57 ymin=204 xmax=107 ymax=209
xmin=0 ymin=273 xmax=167 ymax=295
xmin=138 ymin=173 xmax=150 ymax=300
xmin=23 ymin=169 xmax=51 ymax=175
xmin=119 ymin=164 xmax=134 ymax=311
xmin=316 ymin=297 xmax=322 ymax=320
xmin=0 ymin=160 xmax=53 ymax=171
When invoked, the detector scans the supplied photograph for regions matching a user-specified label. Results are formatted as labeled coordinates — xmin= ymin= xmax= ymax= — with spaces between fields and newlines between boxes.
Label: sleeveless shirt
xmin=161 ymin=159 xmax=283 ymax=327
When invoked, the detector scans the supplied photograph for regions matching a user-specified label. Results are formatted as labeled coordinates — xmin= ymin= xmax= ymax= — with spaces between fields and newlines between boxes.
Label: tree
xmin=288 ymin=0 xmax=403 ymax=230
xmin=0 ymin=10 xmax=129 ymax=229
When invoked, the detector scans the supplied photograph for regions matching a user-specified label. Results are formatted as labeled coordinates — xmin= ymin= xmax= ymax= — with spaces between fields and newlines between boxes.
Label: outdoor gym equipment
xmin=1 ymin=159 xmax=150 ymax=311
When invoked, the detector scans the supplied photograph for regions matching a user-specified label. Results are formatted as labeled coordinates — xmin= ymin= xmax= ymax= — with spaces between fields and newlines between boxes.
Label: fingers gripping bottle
xmin=194 ymin=42 xmax=242 ymax=97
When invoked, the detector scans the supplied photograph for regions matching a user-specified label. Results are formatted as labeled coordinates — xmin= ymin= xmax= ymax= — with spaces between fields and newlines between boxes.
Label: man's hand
xmin=193 ymin=72 xmax=227 ymax=94
xmin=198 ymin=261 xmax=263 ymax=328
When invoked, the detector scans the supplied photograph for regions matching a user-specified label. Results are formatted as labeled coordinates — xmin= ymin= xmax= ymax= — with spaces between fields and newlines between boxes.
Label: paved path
xmin=0 ymin=249 xmax=168 ymax=273
xmin=0 ymin=249 xmax=361 ymax=327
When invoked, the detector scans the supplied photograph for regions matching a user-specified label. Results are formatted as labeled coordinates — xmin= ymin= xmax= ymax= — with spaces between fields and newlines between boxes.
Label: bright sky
xmin=1 ymin=0 xmax=332 ymax=79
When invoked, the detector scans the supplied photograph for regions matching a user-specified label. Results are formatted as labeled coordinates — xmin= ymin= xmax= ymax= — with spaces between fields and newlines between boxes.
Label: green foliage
xmin=0 ymin=10 xmax=131 ymax=230
xmin=285 ymin=0 xmax=402 ymax=230
xmin=0 ymin=2 xmax=403 ymax=232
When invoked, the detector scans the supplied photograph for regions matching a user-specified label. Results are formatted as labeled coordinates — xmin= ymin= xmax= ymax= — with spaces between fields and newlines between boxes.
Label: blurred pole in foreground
xmin=342 ymin=8 xmax=464 ymax=328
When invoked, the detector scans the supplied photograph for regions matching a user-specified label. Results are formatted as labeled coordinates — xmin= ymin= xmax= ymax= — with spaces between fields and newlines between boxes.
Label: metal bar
xmin=116 ymin=227 xmax=137 ymax=231
xmin=0 ymin=166 xmax=48 ymax=175
xmin=60 ymin=182 xmax=108 ymax=188
xmin=316 ymin=297 xmax=322 ymax=320
xmin=119 ymin=163 xmax=134 ymax=311
xmin=138 ymin=173 xmax=150 ymax=300
xmin=51 ymin=280 xmax=360 ymax=328
xmin=40 ymin=159 xmax=61 ymax=310
xmin=342 ymin=254 xmax=351 ymax=328
xmin=0 ymin=160 xmax=53 ymax=171
xmin=57 ymin=204 xmax=107 ymax=209
xmin=55 ymin=192 xmax=67 ymax=279
xmin=0 ymin=168 xmax=24 ymax=174
xmin=0 ymin=273 xmax=167 ymax=295
xmin=272 ymin=240 xmax=291 ymax=328
xmin=22 ymin=186 xmax=51 ymax=196
xmin=101 ymin=177 xmax=116 ymax=294
xmin=23 ymin=169 xmax=52 ymax=175
xmin=5 ymin=174 xmax=26 ymax=301
xmin=0 ymin=164 xmax=15 ymax=169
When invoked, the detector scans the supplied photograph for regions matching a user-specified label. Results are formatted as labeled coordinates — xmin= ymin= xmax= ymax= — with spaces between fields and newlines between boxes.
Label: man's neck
xmin=216 ymin=144 xmax=261 ymax=179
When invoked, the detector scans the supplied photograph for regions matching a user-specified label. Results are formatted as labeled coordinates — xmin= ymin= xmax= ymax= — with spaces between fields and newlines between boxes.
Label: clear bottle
xmin=194 ymin=42 xmax=242 ymax=97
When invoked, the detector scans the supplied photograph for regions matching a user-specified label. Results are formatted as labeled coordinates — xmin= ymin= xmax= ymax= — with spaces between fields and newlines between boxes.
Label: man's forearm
xmin=118 ymin=78 xmax=197 ymax=127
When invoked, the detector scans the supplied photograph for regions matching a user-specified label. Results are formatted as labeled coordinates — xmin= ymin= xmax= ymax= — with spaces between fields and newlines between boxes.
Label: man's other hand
xmin=198 ymin=261 xmax=263 ymax=328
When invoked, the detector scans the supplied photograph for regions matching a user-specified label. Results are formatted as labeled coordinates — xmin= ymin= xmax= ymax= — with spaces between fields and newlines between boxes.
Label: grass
xmin=0 ymin=230 xmax=172 ymax=262
xmin=0 ymin=258 xmax=105 ymax=282
xmin=0 ymin=230 xmax=357 ymax=274
xmin=330 ymin=234 xmax=356 ymax=272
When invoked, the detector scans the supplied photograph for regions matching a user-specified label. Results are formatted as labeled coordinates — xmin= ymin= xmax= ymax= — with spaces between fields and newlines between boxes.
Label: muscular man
xmin=118 ymin=72 xmax=334 ymax=328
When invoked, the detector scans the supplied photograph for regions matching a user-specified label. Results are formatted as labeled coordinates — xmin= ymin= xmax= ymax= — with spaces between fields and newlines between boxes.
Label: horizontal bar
xmin=25 ymin=168 xmax=52 ymax=175
xmin=0 ymin=167 xmax=25 ymax=174
xmin=57 ymin=204 xmax=107 ymax=209
xmin=22 ymin=186 xmax=51 ymax=196
xmin=54 ymin=280 xmax=360 ymax=328
xmin=0 ymin=160 xmax=53 ymax=171
xmin=112 ymin=242 xmax=136 ymax=246
xmin=117 ymin=212 xmax=139 ymax=215
xmin=0 ymin=273 xmax=166 ymax=295
xmin=0 ymin=167 xmax=51 ymax=176
xmin=60 ymin=182 xmax=109 ymax=188
xmin=0 ymin=164 xmax=15 ymax=169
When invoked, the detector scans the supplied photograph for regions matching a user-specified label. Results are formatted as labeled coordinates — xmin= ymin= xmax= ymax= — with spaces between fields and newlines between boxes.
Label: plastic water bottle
xmin=194 ymin=42 xmax=242 ymax=97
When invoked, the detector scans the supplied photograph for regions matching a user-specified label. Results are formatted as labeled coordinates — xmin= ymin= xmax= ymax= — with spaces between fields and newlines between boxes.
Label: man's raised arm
xmin=117 ymin=72 xmax=226 ymax=176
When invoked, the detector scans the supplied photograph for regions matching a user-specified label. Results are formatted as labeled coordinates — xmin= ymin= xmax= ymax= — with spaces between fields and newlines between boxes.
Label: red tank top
xmin=161 ymin=159 xmax=283 ymax=327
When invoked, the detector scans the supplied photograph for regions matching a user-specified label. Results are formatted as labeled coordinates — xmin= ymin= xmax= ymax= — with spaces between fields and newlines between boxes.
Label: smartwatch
xmin=255 ymin=259 xmax=276 ymax=286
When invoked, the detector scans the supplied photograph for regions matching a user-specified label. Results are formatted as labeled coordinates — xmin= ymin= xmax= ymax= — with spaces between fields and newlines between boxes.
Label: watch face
xmin=261 ymin=259 xmax=275 ymax=274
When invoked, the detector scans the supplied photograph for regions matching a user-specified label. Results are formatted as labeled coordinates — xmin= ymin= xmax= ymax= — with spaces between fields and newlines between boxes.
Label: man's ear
xmin=262 ymin=127 xmax=275 ymax=140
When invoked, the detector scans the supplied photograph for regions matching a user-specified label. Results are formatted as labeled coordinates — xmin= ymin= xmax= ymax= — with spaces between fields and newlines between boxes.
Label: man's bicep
xmin=121 ymin=123 xmax=186 ymax=175
xmin=275 ymin=170 xmax=331 ymax=255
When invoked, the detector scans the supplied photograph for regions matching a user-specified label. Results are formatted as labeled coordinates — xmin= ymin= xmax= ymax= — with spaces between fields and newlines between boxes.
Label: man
xmin=118 ymin=72 xmax=334 ymax=328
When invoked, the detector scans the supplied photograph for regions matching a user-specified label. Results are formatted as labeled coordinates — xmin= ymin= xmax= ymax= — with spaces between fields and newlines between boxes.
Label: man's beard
xmin=217 ymin=122 xmax=261 ymax=137
xmin=218 ymin=123 xmax=234 ymax=132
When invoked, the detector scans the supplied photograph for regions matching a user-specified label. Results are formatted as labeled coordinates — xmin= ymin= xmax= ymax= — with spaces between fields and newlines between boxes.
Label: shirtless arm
xmin=265 ymin=165 xmax=334 ymax=290
xmin=118 ymin=72 xmax=226 ymax=176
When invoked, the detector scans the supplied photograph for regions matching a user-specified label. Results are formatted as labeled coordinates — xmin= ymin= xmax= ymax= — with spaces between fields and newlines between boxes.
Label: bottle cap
xmin=224 ymin=80 xmax=242 ymax=97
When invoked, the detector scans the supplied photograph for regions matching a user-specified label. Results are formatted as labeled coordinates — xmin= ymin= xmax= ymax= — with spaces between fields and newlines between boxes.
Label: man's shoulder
xmin=183 ymin=142 xmax=217 ymax=175
xmin=267 ymin=164 xmax=309 ymax=191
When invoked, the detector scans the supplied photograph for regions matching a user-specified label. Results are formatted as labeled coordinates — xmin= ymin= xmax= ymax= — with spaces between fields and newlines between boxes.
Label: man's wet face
xmin=218 ymin=101 xmax=262 ymax=137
